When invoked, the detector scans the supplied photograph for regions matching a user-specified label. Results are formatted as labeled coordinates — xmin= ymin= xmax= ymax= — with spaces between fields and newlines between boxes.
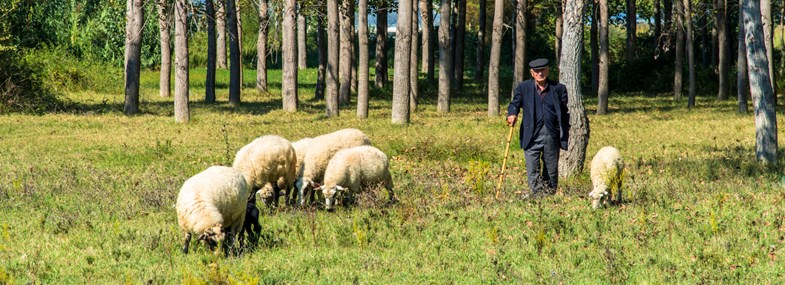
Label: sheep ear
xmin=336 ymin=185 xmax=346 ymax=192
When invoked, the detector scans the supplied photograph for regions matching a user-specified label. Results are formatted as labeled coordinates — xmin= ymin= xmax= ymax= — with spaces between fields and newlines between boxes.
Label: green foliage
xmin=0 ymin=49 xmax=67 ymax=113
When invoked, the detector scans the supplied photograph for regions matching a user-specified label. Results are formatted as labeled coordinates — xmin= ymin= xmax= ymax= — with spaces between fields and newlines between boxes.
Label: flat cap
xmin=529 ymin=58 xmax=549 ymax=69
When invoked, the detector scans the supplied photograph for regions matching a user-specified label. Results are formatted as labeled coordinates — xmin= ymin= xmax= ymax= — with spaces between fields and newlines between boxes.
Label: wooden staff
xmin=496 ymin=124 xmax=515 ymax=199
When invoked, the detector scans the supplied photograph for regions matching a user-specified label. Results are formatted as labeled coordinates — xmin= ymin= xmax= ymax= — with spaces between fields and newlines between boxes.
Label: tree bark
xmin=350 ymin=5 xmax=357 ymax=94
xmin=663 ymin=0 xmax=672 ymax=59
xmin=487 ymin=0 xmax=503 ymax=116
xmin=357 ymin=0 xmax=369 ymax=118
xmin=156 ymin=0 xmax=171 ymax=98
xmin=673 ymin=0 xmax=684 ymax=100
xmin=626 ymin=0 xmax=637 ymax=61
xmin=217 ymin=0 xmax=227 ymax=69
xmin=339 ymin=0 xmax=352 ymax=105
xmin=685 ymin=0 xmax=696 ymax=108
xmin=316 ymin=12 xmax=327 ymax=100
xmin=236 ymin=2 xmax=243 ymax=84
xmin=256 ymin=0 xmax=268 ymax=92
xmin=475 ymin=0 xmax=486 ymax=82
xmin=392 ymin=0 xmax=413 ymax=124
xmin=743 ymin=0 xmax=777 ymax=164
xmin=591 ymin=1 xmax=599 ymax=97
xmin=282 ymin=0 xmax=298 ymax=112
xmin=597 ymin=0 xmax=609 ymax=114
xmin=559 ymin=0 xmax=590 ymax=178
xmin=453 ymin=0 xmax=466 ymax=89
xmin=717 ymin=0 xmax=728 ymax=100
xmin=409 ymin=2 xmax=419 ymax=112
xmin=227 ymin=0 xmax=241 ymax=106
xmin=654 ymin=0 xmax=661 ymax=48
xmin=761 ymin=0 xmax=775 ymax=103
xmin=737 ymin=0 xmax=748 ymax=113
xmin=438 ymin=0 xmax=453 ymax=113
xmin=174 ymin=0 xmax=189 ymax=123
xmin=327 ymin=0 xmax=340 ymax=116
xmin=512 ymin=0 xmax=527 ymax=99
xmin=420 ymin=0 xmax=433 ymax=80
xmin=298 ymin=6 xmax=307 ymax=69
xmin=206 ymin=0 xmax=217 ymax=103
xmin=375 ymin=5 xmax=388 ymax=88
xmin=124 ymin=0 xmax=144 ymax=115
xmin=555 ymin=2 xmax=563 ymax=64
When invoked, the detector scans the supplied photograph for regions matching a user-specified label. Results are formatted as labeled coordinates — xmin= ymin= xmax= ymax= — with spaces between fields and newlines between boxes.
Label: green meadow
xmin=1 ymin=67 xmax=784 ymax=284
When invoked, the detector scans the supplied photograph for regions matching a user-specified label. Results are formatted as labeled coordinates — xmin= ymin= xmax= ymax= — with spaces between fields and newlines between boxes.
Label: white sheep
xmin=232 ymin=135 xmax=298 ymax=207
xmin=319 ymin=145 xmax=395 ymax=211
xmin=588 ymin=146 xmax=625 ymax=209
xmin=176 ymin=166 xmax=249 ymax=254
xmin=296 ymin=128 xmax=371 ymax=206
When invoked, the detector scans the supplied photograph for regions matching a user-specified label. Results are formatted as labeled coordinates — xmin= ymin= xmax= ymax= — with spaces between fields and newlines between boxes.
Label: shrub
xmin=0 ymin=49 xmax=68 ymax=113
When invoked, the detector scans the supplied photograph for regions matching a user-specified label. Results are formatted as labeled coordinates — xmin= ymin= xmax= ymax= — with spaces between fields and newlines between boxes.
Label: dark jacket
xmin=507 ymin=79 xmax=570 ymax=150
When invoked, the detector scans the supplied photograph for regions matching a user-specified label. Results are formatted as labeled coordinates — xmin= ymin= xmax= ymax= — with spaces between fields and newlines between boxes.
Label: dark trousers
xmin=524 ymin=128 xmax=560 ymax=193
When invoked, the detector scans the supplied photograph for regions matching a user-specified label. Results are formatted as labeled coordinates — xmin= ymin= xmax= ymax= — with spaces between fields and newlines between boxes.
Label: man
xmin=506 ymin=58 xmax=570 ymax=196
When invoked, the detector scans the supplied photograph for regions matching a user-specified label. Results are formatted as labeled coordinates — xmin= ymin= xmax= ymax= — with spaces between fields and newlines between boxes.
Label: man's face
xmin=530 ymin=67 xmax=549 ymax=84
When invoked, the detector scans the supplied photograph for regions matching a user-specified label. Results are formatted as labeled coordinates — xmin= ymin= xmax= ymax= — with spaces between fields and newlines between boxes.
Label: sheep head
xmin=321 ymin=185 xmax=346 ymax=211
xmin=588 ymin=189 xmax=609 ymax=209
xmin=199 ymin=224 xmax=226 ymax=250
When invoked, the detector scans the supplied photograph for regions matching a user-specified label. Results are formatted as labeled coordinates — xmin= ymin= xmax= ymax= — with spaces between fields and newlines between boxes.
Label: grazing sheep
xmin=296 ymin=129 xmax=371 ymax=206
xmin=284 ymin=137 xmax=314 ymax=204
xmin=588 ymin=146 xmax=625 ymax=209
xmin=176 ymin=166 xmax=249 ymax=254
xmin=238 ymin=192 xmax=261 ymax=247
xmin=232 ymin=135 xmax=298 ymax=207
xmin=319 ymin=145 xmax=395 ymax=211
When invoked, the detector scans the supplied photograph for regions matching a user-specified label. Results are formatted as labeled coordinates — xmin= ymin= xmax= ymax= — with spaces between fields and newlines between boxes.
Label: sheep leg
xmin=222 ymin=229 xmax=233 ymax=256
xmin=385 ymin=175 xmax=397 ymax=204
xmin=182 ymin=232 xmax=192 ymax=254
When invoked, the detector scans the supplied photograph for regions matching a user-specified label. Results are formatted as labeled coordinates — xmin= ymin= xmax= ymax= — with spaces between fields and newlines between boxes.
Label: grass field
xmin=1 ymin=67 xmax=785 ymax=284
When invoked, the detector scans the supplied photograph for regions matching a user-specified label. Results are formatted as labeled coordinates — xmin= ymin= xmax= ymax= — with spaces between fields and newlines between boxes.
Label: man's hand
xmin=506 ymin=115 xmax=517 ymax=126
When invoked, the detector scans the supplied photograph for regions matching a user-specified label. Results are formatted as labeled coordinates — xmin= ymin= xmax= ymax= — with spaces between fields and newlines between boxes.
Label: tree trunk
xmin=124 ymin=0 xmax=144 ymax=115
xmin=555 ymin=2 xmax=563 ymax=64
xmin=512 ymin=0 xmax=527 ymax=99
xmin=717 ymin=0 xmax=728 ymax=100
xmin=256 ymin=0 xmax=268 ymax=92
xmin=685 ymin=0 xmax=696 ymax=108
xmin=737 ymin=0 xmax=748 ymax=113
xmin=174 ymin=0 xmax=189 ymax=123
xmin=743 ymin=0 xmax=777 ymax=164
xmin=156 ymin=0 xmax=171 ymax=98
xmin=453 ymin=0 xmax=466 ymax=89
xmin=282 ymin=0 xmax=298 ymax=112
xmin=559 ymin=0 xmax=590 ymax=178
xmin=475 ymin=0 xmax=486 ymax=82
xmin=409 ymin=2 xmax=419 ymax=112
xmin=236 ymin=2 xmax=243 ymax=84
xmin=663 ymin=0 xmax=672 ymax=59
xmin=711 ymin=0 xmax=717 ymax=68
xmin=339 ymin=0 xmax=352 ymax=105
xmin=626 ymin=0 xmax=637 ymax=61
xmin=350 ymin=6 xmax=357 ymax=94
xmin=217 ymin=0 xmax=227 ymax=69
xmin=700 ymin=0 xmax=709 ymax=66
xmin=392 ymin=0 xmax=413 ymax=124
xmin=227 ymin=0 xmax=241 ymax=106
xmin=654 ymin=0 xmax=661 ymax=48
xmin=375 ymin=6 xmax=388 ymax=88
xmin=327 ymin=0 xmax=340 ymax=116
xmin=487 ymin=0 xmax=503 ymax=116
xmin=298 ymin=6 xmax=307 ymax=69
xmin=597 ymin=0 xmax=609 ymax=114
xmin=591 ymin=1 xmax=599 ymax=97
xmin=316 ymin=12 xmax=327 ymax=100
xmin=357 ymin=0 xmax=369 ymax=118
xmin=420 ymin=0 xmax=433 ymax=80
xmin=206 ymin=0 xmax=217 ymax=103
xmin=673 ymin=0 xmax=684 ymax=100
xmin=761 ymin=0 xmax=775 ymax=103
xmin=780 ymin=4 xmax=784 ymax=83
xmin=438 ymin=0 xmax=453 ymax=113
